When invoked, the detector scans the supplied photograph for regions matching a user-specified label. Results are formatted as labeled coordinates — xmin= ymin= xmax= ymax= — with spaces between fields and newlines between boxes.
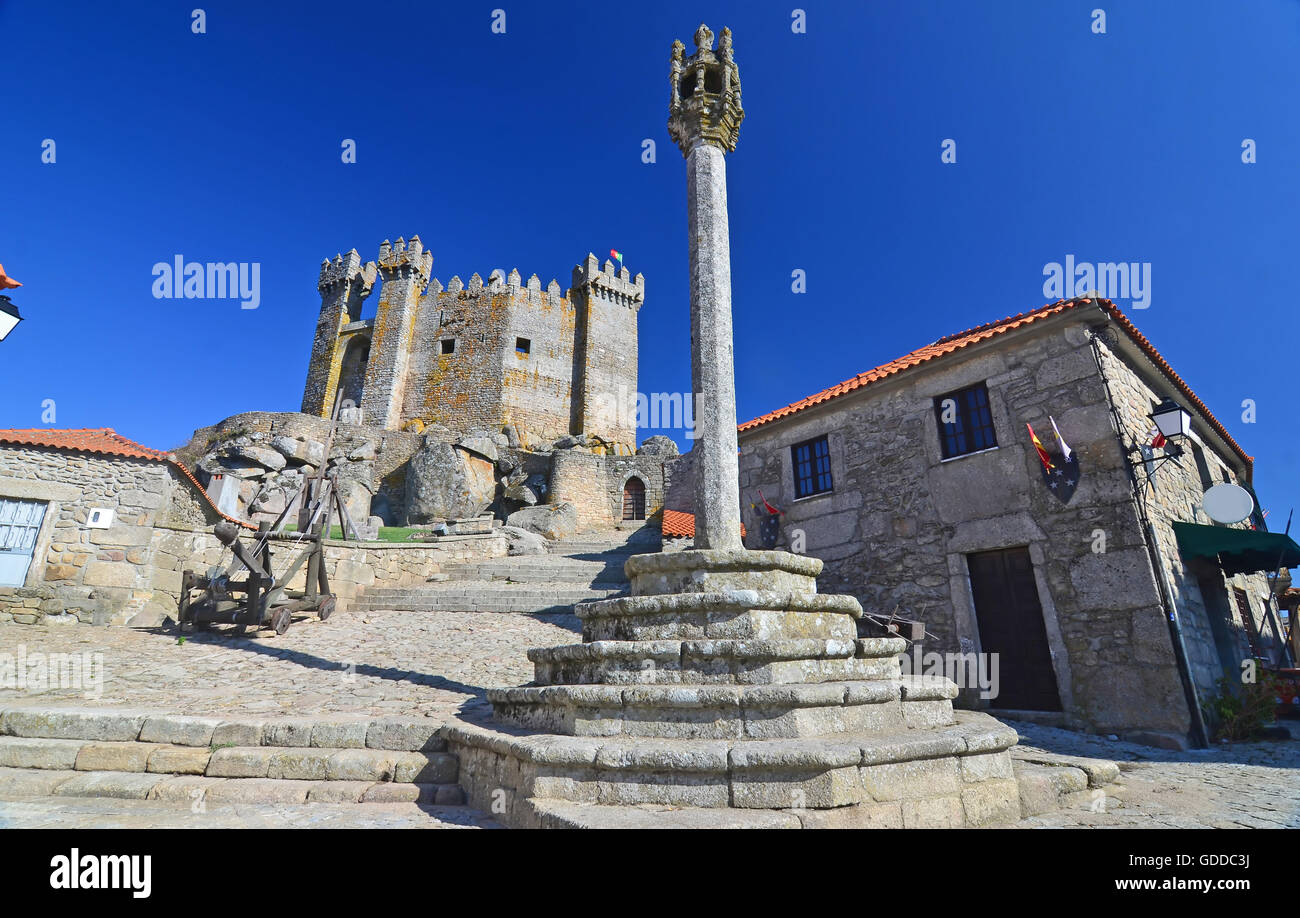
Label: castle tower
xmin=668 ymin=23 xmax=745 ymax=549
xmin=361 ymin=236 xmax=433 ymax=430
xmin=301 ymin=250 xmax=377 ymax=417
xmin=570 ymin=253 xmax=645 ymax=452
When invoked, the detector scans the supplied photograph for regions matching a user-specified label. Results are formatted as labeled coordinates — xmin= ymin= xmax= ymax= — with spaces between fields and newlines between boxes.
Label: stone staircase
xmin=352 ymin=527 xmax=660 ymax=616
xmin=0 ymin=706 xmax=468 ymax=808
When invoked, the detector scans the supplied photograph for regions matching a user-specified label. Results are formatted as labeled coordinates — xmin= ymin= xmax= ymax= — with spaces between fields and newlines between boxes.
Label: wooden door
xmin=622 ymin=478 xmax=646 ymax=521
xmin=967 ymin=547 xmax=1062 ymax=711
xmin=0 ymin=498 xmax=47 ymax=588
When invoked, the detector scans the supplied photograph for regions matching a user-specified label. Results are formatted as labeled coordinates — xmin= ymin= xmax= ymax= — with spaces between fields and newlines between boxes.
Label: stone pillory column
xmin=441 ymin=24 xmax=1027 ymax=830
xmin=361 ymin=236 xmax=432 ymax=430
xmin=669 ymin=24 xmax=745 ymax=550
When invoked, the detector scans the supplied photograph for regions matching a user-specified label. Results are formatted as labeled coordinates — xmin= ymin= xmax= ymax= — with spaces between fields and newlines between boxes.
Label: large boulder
xmin=503 ymin=482 xmax=539 ymax=506
xmin=456 ymin=432 xmax=498 ymax=463
xmin=271 ymin=435 xmax=326 ymax=467
xmin=637 ymin=435 xmax=679 ymax=457
xmin=227 ymin=445 xmax=287 ymax=472
xmin=334 ymin=478 xmax=374 ymax=531
xmin=406 ymin=440 xmax=498 ymax=523
xmin=501 ymin=525 xmax=548 ymax=556
xmin=505 ymin=502 xmax=579 ymax=541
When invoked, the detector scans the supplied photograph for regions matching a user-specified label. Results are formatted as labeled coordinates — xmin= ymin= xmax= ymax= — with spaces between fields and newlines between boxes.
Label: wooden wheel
xmin=317 ymin=595 xmax=336 ymax=622
xmin=271 ymin=608 xmax=292 ymax=635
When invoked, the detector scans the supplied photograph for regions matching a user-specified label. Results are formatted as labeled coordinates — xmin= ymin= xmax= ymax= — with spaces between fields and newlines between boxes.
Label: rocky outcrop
xmin=405 ymin=439 xmax=498 ymax=523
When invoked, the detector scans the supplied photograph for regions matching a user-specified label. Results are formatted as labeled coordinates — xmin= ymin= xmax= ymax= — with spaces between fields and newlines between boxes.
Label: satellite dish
xmin=1202 ymin=483 xmax=1254 ymax=524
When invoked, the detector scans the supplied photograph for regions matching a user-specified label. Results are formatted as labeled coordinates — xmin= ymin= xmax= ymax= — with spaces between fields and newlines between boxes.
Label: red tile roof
xmin=661 ymin=509 xmax=746 ymax=540
xmin=0 ymin=427 xmax=170 ymax=461
xmin=0 ymin=427 xmax=256 ymax=530
xmin=661 ymin=509 xmax=696 ymax=538
xmin=738 ymin=298 xmax=1253 ymax=469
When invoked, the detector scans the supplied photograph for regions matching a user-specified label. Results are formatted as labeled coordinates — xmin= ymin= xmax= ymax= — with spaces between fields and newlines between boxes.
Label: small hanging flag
xmin=1049 ymin=416 xmax=1072 ymax=462
xmin=1032 ymin=418 xmax=1081 ymax=504
xmin=610 ymin=249 xmax=624 ymax=266
xmin=1026 ymin=423 xmax=1054 ymax=472
xmin=758 ymin=489 xmax=781 ymax=516
xmin=1148 ymin=427 xmax=1167 ymax=449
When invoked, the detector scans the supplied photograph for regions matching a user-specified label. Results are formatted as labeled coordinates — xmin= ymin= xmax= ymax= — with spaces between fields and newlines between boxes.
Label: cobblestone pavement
xmin=1006 ymin=718 xmax=1300 ymax=828
xmin=3 ymin=615 xmax=1299 ymax=828
xmin=0 ymin=796 xmax=499 ymax=828
xmin=0 ymin=610 xmax=579 ymax=721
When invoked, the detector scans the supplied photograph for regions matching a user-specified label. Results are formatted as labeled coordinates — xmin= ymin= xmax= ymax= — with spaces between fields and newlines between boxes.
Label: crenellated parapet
xmin=318 ymin=248 xmax=377 ymax=295
xmin=376 ymin=236 xmax=433 ymax=286
xmin=428 ymin=268 xmax=570 ymax=309
xmin=571 ymin=253 xmax=646 ymax=311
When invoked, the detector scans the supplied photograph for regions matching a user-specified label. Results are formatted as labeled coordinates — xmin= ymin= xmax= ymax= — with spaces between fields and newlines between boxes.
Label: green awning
xmin=1172 ymin=522 xmax=1300 ymax=576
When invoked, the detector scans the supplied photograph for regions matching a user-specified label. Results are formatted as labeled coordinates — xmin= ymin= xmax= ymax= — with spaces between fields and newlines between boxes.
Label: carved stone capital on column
xmin=667 ymin=23 xmax=744 ymax=157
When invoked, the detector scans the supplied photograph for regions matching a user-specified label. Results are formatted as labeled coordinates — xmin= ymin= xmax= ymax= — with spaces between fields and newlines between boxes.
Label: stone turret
xmin=570 ymin=254 xmax=645 ymax=451
xmin=301 ymin=249 xmax=377 ymax=417
xmin=360 ymin=236 xmax=433 ymax=430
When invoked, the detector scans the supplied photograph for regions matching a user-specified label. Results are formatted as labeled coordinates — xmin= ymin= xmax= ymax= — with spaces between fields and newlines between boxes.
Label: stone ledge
xmin=624 ymin=549 xmax=824 ymax=579
xmin=487 ymin=680 xmax=901 ymax=710
xmin=0 ymin=706 xmax=448 ymax=752
xmin=446 ymin=711 xmax=1017 ymax=774
xmin=529 ymin=638 xmax=860 ymax=665
xmin=576 ymin=590 xmax=864 ymax=620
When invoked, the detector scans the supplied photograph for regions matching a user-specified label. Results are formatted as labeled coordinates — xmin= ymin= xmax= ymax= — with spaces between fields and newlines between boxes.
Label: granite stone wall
xmin=148 ymin=527 xmax=508 ymax=613
xmin=0 ymin=447 xmax=189 ymax=625
xmin=550 ymin=450 xmax=666 ymax=530
xmin=735 ymin=314 xmax=1257 ymax=742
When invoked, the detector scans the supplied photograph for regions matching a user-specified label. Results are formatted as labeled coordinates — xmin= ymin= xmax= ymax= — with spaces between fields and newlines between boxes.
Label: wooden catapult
xmin=177 ymin=392 xmax=362 ymax=635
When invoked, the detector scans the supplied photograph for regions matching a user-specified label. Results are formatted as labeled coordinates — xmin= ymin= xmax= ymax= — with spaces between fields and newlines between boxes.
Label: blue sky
xmin=2 ymin=0 xmax=1297 ymax=520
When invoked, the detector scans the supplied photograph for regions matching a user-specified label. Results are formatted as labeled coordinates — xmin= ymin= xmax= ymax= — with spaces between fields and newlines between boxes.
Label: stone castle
xmin=301 ymin=237 xmax=645 ymax=455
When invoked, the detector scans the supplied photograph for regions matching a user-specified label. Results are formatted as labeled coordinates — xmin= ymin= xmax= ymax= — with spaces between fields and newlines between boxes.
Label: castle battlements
xmin=425 ymin=268 xmax=570 ymax=308
xmin=317 ymin=249 xmax=377 ymax=293
xmin=572 ymin=253 xmax=645 ymax=310
xmin=376 ymin=236 xmax=433 ymax=283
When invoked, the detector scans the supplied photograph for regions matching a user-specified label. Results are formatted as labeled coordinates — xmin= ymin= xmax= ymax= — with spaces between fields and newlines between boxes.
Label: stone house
xmin=301 ymin=238 xmax=645 ymax=454
xmin=730 ymin=297 xmax=1297 ymax=748
xmin=0 ymin=428 xmax=236 ymax=625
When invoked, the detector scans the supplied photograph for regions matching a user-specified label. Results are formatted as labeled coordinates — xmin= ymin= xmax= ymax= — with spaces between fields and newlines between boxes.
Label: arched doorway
xmin=336 ymin=336 xmax=370 ymax=411
xmin=622 ymin=476 xmax=646 ymax=521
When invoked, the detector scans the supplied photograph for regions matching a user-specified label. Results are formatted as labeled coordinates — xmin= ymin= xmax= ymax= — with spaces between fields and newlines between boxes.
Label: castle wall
xmin=303 ymin=242 xmax=644 ymax=455
xmin=550 ymin=450 xmax=666 ymax=530
xmin=499 ymin=276 xmax=578 ymax=444
xmin=401 ymin=276 xmax=509 ymax=436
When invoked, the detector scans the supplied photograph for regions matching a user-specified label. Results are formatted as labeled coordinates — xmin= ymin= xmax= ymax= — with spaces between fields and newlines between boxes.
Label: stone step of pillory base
xmin=444 ymin=711 xmax=1028 ymax=827
xmin=0 ymin=707 xmax=447 ymax=750
xmin=0 ymin=766 xmax=466 ymax=807
xmin=0 ymin=736 xmax=457 ymax=783
xmin=527 ymin=640 xmax=906 ymax=687
xmin=488 ymin=676 xmax=958 ymax=739
xmin=574 ymin=591 xmax=865 ymax=644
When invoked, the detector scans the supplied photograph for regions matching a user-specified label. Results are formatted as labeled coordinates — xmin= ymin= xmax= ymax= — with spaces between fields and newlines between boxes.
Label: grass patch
xmin=282 ymin=524 xmax=423 ymax=543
